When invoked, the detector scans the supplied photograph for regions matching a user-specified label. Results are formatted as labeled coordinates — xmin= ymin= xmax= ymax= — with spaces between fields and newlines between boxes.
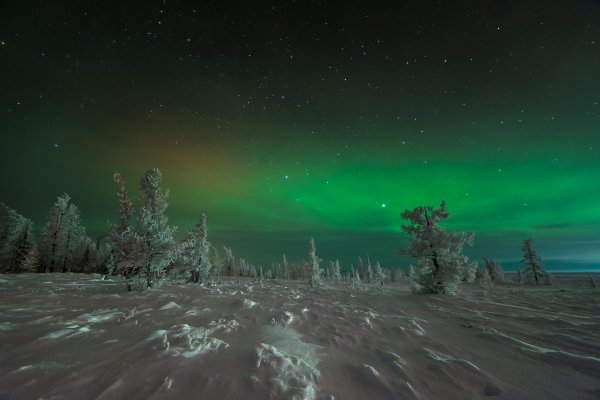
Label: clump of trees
xmin=1 ymin=167 xmax=400 ymax=290
xmin=399 ymin=201 xmax=476 ymax=295
xmin=1 ymin=195 xmax=92 ymax=274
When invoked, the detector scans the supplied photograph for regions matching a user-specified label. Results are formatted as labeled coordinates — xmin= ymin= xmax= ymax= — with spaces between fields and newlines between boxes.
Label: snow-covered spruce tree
xmin=483 ymin=258 xmax=504 ymax=282
xmin=238 ymin=258 xmax=248 ymax=277
xmin=307 ymin=238 xmax=322 ymax=287
xmin=374 ymin=261 xmax=386 ymax=286
xmin=0 ymin=203 xmax=24 ymax=268
xmin=0 ymin=203 xmax=16 ymax=252
xmin=38 ymin=194 xmax=70 ymax=272
xmin=77 ymin=240 xmax=98 ymax=273
xmin=332 ymin=259 xmax=342 ymax=283
xmin=21 ymin=243 xmax=40 ymax=272
xmin=0 ymin=204 xmax=34 ymax=273
xmin=58 ymin=202 xmax=88 ymax=273
xmin=274 ymin=262 xmax=281 ymax=279
xmin=479 ymin=266 xmax=492 ymax=288
xmin=366 ymin=256 xmax=374 ymax=283
xmin=190 ymin=213 xmax=211 ymax=282
xmin=4 ymin=219 xmax=33 ymax=273
xmin=202 ymin=244 xmax=221 ymax=285
xmin=107 ymin=172 xmax=135 ymax=277
xmin=351 ymin=266 xmax=362 ymax=289
xmin=169 ymin=213 xmax=210 ymax=283
xmin=357 ymin=256 xmax=364 ymax=281
xmin=223 ymin=246 xmax=236 ymax=277
xmin=257 ymin=265 xmax=264 ymax=284
xmin=281 ymin=253 xmax=290 ymax=280
xmin=39 ymin=194 xmax=88 ymax=273
xmin=129 ymin=168 xmax=177 ymax=290
xmin=398 ymin=201 xmax=476 ymax=295
xmin=520 ymin=238 xmax=550 ymax=285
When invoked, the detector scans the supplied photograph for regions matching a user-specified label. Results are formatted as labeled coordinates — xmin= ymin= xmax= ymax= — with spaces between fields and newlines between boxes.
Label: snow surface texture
xmin=0 ymin=274 xmax=599 ymax=399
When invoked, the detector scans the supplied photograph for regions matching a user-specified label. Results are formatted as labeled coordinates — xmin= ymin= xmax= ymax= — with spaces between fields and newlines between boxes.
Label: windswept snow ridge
xmin=1 ymin=274 xmax=599 ymax=400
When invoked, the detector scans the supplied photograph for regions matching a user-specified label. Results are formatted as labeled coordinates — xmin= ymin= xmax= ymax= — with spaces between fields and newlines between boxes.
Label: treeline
xmin=1 ymin=170 xmax=554 ymax=294
xmin=0 ymin=168 xmax=405 ymax=290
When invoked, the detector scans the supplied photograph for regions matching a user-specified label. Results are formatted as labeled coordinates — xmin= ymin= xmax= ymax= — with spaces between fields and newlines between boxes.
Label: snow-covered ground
xmin=1 ymin=274 xmax=599 ymax=399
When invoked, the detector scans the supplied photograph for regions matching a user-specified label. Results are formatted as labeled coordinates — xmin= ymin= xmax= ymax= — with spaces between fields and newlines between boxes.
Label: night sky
xmin=2 ymin=1 xmax=600 ymax=271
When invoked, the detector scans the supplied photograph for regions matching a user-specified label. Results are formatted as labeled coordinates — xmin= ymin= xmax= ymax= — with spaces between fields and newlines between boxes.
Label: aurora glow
xmin=1 ymin=2 xmax=599 ymax=270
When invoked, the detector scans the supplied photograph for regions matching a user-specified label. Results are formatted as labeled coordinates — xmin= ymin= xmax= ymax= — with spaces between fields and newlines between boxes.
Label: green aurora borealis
xmin=1 ymin=1 xmax=600 ymax=270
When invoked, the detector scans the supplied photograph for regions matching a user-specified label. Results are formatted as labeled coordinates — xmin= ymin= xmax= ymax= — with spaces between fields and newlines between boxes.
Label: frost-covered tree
xmin=332 ymin=259 xmax=342 ymax=283
xmin=399 ymin=201 xmax=476 ymax=295
xmin=107 ymin=172 xmax=135 ymax=277
xmin=207 ymin=244 xmax=222 ymax=283
xmin=0 ymin=204 xmax=24 ymax=264
xmin=77 ymin=240 xmax=98 ymax=273
xmin=366 ymin=256 xmax=374 ymax=283
xmin=307 ymin=238 xmax=322 ymax=287
xmin=4 ymin=220 xmax=33 ymax=273
xmin=59 ymin=202 xmax=87 ymax=273
xmin=0 ymin=204 xmax=34 ymax=273
xmin=129 ymin=168 xmax=177 ymax=290
xmin=374 ymin=261 xmax=386 ymax=286
xmin=38 ymin=194 xmax=70 ymax=272
xmin=478 ymin=266 xmax=492 ymax=288
xmin=238 ymin=258 xmax=249 ymax=277
xmin=351 ymin=266 xmax=361 ymax=289
xmin=39 ymin=194 xmax=88 ymax=273
xmin=223 ymin=246 xmax=236 ymax=277
xmin=357 ymin=256 xmax=364 ymax=281
xmin=483 ymin=258 xmax=504 ymax=282
xmin=191 ymin=213 xmax=211 ymax=282
xmin=257 ymin=265 xmax=264 ymax=283
xmin=170 ymin=214 xmax=211 ymax=282
xmin=521 ymin=238 xmax=550 ymax=285
xmin=21 ymin=243 xmax=40 ymax=272
xmin=281 ymin=254 xmax=290 ymax=280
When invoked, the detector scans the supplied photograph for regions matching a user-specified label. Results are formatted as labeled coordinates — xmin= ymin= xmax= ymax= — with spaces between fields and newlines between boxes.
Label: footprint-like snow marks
xmin=42 ymin=309 xmax=127 ymax=339
xmin=484 ymin=326 xmax=600 ymax=378
xmin=424 ymin=347 xmax=480 ymax=371
xmin=148 ymin=324 xmax=229 ymax=358
xmin=42 ymin=325 xmax=92 ymax=339
xmin=254 ymin=325 xmax=322 ymax=399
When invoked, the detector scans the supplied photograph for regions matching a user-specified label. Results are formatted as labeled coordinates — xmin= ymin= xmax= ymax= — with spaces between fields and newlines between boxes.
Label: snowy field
xmin=1 ymin=274 xmax=599 ymax=400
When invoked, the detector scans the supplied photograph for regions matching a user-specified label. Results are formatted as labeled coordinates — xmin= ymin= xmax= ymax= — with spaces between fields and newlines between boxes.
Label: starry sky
xmin=2 ymin=1 xmax=600 ymax=271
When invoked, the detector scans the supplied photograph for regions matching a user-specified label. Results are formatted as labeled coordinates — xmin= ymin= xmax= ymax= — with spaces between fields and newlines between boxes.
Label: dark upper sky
xmin=2 ymin=1 xmax=600 ymax=270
